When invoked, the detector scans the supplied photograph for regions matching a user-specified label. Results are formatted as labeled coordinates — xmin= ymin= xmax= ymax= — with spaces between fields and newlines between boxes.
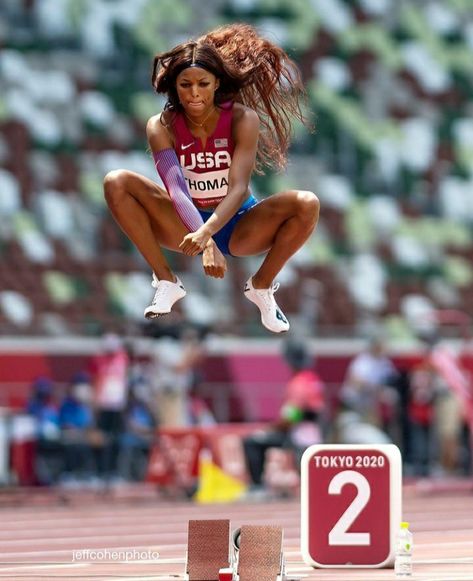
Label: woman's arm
xmin=147 ymin=114 xmax=206 ymax=233
xmin=202 ymin=108 xmax=260 ymax=235
xmin=178 ymin=108 xmax=259 ymax=255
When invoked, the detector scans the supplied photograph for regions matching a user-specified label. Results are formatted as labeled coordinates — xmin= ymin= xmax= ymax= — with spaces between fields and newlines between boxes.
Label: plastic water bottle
xmin=395 ymin=521 xmax=413 ymax=577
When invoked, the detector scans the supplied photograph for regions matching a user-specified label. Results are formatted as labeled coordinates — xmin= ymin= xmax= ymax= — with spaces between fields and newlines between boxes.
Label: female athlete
xmin=103 ymin=23 xmax=319 ymax=333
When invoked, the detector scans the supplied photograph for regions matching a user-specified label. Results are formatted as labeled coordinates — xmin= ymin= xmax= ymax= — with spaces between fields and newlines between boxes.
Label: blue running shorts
xmin=197 ymin=195 xmax=259 ymax=256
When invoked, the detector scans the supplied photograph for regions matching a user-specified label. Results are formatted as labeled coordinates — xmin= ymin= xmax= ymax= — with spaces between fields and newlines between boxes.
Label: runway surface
xmin=0 ymin=481 xmax=472 ymax=580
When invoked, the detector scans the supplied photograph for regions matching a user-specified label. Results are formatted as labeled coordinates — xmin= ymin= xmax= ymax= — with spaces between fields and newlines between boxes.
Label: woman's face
xmin=176 ymin=66 xmax=219 ymax=116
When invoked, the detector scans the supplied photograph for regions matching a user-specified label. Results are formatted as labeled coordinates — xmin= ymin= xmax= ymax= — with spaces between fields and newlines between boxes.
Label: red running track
xmin=0 ymin=481 xmax=472 ymax=580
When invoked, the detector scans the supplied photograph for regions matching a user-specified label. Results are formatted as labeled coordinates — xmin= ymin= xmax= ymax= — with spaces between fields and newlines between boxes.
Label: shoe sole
xmin=262 ymin=324 xmax=289 ymax=333
xmin=144 ymin=309 xmax=171 ymax=320
xmin=144 ymin=312 xmax=167 ymax=320
xmin=143 ymin=290 xmax=186 ymax=320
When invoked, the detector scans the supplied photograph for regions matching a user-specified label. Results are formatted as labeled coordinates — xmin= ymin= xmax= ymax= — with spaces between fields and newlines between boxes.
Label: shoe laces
xmin=256 ymin=282 xmax=280 ymax=311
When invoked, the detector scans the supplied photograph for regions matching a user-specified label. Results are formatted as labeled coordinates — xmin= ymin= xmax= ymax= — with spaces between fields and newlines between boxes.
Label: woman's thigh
xmin=110 ymin=170 xmax=189 ymax=252
xmin=228 ymin=190 xmax=300 ymax=256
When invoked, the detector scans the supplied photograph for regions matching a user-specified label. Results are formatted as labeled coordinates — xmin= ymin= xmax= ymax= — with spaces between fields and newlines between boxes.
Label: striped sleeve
xmin=153 ymin=148 xmax=204 ymax=232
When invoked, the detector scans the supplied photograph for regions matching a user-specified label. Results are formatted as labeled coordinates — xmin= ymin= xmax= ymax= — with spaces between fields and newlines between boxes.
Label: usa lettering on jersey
xmin=180 ymin=151 xmax=231 ymax=170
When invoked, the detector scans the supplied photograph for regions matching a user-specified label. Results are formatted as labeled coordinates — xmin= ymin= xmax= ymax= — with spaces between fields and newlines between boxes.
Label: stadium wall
xmin=2 ymin=337 xmax=464 ymax=419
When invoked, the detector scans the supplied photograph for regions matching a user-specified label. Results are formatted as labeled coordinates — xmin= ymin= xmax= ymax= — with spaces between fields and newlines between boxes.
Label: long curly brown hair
xmin=151 ymin=23 xmax=309 ymax=173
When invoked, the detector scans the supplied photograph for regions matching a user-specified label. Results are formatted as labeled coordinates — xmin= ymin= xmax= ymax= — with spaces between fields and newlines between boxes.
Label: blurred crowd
xmin=336 ymin=335 xmax=471 ymax=478
xmin=243 ymin=334 xmax=471 ymax=497
xmin=0 ymin=0 xmax=472 ymax=338
xmin=24 ymin=330 xmax=214 ymax=487
xmin=20 ymin=330 xmax=472 ymax=492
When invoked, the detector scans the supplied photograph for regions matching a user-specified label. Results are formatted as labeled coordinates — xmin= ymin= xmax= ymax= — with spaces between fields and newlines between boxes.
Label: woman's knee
xmin=293 ymin=190 xmax=320 ymax=220
xmin=104 ymin=170 xmax=167 ymax=209
xmin=103 ymin=169 xmax=131 ymax=207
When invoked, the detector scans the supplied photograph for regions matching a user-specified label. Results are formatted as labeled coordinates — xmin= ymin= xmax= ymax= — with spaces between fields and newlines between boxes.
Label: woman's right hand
xmin=202 ymin=240 xmax=227 ymax=279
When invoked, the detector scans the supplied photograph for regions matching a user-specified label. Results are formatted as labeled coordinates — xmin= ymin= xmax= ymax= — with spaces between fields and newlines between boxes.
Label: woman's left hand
xmin=179 ymin=227 xmax=212 ymax=256
xmin=202 ymin=241 xmax=227 ymax=278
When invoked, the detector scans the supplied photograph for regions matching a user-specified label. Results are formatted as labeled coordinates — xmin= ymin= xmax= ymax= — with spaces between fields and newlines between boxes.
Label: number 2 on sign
xmin=328 ymin=470 xmax=371 ymax=546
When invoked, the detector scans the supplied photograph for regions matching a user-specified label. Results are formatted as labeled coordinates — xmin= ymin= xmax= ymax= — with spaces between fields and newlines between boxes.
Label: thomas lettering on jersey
xmin=182 ymin=167 xmax=230 ymax=200
xmin=180 ymin=151 xmax=231 ymax=170
xmin=186 ymin=176 xmax=229 ymax=192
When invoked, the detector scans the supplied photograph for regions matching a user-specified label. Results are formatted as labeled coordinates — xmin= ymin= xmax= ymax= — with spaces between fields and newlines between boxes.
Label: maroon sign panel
xmin=301 ymin=445 xmax=402 ymax=568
